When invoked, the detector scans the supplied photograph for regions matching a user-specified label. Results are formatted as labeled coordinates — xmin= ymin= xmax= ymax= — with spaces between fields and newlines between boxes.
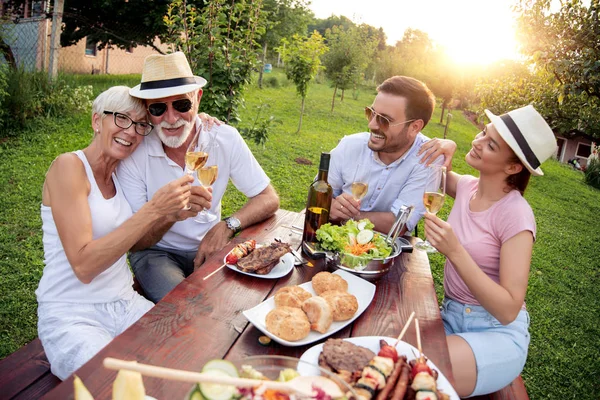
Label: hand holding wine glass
xmin=415 ymin=165 xmax=446 ymax=253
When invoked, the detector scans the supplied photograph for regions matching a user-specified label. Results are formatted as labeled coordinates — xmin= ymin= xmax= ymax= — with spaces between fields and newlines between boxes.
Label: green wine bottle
xmin=302 ymin=152 xmax=333 ymax=244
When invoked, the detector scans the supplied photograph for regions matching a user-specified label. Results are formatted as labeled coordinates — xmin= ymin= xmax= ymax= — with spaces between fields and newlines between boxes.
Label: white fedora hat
xmin=130 ymin=52 xmax=207 ymax=100
xmin=485 ymin=105 xmax=556 ymax=176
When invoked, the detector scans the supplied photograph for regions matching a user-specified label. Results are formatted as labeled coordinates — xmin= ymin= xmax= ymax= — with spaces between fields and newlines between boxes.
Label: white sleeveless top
xmin=36 ymin=151 xmax=134 ymax=303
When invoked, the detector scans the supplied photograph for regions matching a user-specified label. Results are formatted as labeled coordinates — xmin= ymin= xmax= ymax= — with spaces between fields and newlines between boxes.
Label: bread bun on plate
xmin=320 ymin=290 xmax=358 ymax=321
xmin=274 ymin=286 xmax=312 ymax=308
xmin=301 ymin=296 xmax=333 ymax=333
xmin=312 ymin=271 xmax=348 ymax=295
xmin=265 ymin=306 xmax=310 ymax=341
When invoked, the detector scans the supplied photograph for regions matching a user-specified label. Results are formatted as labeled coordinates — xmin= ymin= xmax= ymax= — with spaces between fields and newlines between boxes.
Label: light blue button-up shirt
xmin=328 ymin=132 xmax=442 ymax=232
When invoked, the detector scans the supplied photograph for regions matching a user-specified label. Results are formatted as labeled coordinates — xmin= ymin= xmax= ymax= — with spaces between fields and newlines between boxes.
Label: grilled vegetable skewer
xmin=225 ymin=240 xmax=256 ymax=264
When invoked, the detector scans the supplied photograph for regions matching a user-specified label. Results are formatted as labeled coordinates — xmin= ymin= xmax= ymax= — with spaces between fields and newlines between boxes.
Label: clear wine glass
xmin=415 ymin=165 xmax=446 ymax=253
xmin=194 ymin=142 xmax=219 ymax=223
xmin=350 ymin=163 xmax=370 ymax=203
xmin=183 ymin=127 xmax=207 ymax=210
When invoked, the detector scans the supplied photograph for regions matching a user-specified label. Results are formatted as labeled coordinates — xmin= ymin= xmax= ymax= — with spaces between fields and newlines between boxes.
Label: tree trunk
xmin=341 ymin=89 xmax=345 ymax=102
xmin=331 ymin=85 xmax=338 ymax=113
xmin=258 ymin=42 xmax=267 ymax=89
xmin=297 ymin=97 xmax=305 ymax=133
xmin=440 ymin=101 xmax=446 ymax=124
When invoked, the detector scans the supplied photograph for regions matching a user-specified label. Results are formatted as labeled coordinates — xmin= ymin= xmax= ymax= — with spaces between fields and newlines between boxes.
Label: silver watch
xmin=224 ymin=216 xmax=242 ymax=234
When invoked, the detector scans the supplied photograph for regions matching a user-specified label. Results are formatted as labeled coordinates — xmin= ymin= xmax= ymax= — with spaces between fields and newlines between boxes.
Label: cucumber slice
xmin=356 ymin=229 xmax=374 ymax=245
xmin=188 ymin=384 xmax=206 ymax=400
xmin=199 ymin=370 xmax=238 ymax=400
xmin=357 ymin=221 xmax=367 ymax=231
xmin=202 ymin=359 xmax=239 ymax=378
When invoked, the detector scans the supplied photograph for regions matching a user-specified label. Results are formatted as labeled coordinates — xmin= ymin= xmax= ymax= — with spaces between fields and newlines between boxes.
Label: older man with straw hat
xmin=118 ymin=52 xmax=280 ymax=302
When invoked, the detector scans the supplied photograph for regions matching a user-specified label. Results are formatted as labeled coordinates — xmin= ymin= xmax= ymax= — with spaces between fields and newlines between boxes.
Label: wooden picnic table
xmin=42 ymin=209 xmax=453 ymax=400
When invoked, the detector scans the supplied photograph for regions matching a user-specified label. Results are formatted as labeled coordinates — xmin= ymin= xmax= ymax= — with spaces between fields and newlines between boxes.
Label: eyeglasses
xmin=103 ymin=111 xmax=154 ymax=136
xmin=147 ymin=99 xmax=193 ymax=117
xmin=365 ymin=106 xmax=416 ymax=131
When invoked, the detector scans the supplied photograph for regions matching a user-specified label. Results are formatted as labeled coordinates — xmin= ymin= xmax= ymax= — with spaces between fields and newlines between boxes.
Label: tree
xmin=323 ymin=25 xmax=377 ymax=112
xmin=515 ymin=0 xmax=600 ymax=138
xmin=277 ymin=31 xmax=328 ymax=133
xmin=163 ymin=0 xmax=267 ymax=122
xmin=257 ymin=0 xmax=313 ymax=88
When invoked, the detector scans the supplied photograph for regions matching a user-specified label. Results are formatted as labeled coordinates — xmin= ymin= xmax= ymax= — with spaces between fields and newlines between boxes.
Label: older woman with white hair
xmin=36 ymin=86 xmax=194 ymax=380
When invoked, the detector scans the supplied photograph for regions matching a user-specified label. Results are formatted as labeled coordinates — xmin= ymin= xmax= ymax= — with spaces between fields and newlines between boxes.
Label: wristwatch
xmin=224 ymin=216 xmax=242 ymax=234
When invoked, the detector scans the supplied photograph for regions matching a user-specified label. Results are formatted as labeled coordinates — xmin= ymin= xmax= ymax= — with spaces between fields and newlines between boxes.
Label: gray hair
xmin=92 ymin=86 xmax=146 ymax=119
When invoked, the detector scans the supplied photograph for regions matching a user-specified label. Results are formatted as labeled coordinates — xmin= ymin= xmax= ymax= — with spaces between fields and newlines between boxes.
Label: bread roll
xmin=274 ymin=286 xmax=312 ymax=308
xmin=265 ymin=306 xmax=310 ymax=341
xmin=312 ymin=272 xmax=348 ymax=295
xmin=320 ymin=290 xmax=358 ymax=321
xmin=301 ymin=296 xmax=333 ymax=333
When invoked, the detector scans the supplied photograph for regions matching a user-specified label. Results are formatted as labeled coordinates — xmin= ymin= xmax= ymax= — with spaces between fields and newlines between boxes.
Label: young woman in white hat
xmin=418 ymin=105 xmax=557 ymax=397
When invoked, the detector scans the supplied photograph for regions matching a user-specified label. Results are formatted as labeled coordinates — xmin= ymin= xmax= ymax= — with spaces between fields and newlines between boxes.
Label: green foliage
xmin=584 ymin=157 xmax=600 ymax=189
xmin=239 ymin=103 xmax=281 ymax=148
xmin=514 ymin=0 xmax=600 ymax=138
xmin=0 ymin=68 xmax=93 ymax=137
xmin=277 ymin=31 xmax=328 ymax=132
xmin=0 ymin=63 xmax=8 ymax=127
xmin=163 ymin=0 xmax=267 ymax=123
xmin=264 ymin=76 xmax=280 ymax=88
xmin=323 ymin=25 xmax=377 ymax=108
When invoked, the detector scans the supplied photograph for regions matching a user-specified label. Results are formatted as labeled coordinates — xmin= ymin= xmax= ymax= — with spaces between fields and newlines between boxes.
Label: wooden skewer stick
xmin=394 ymin=311 xmax=416 ymax=346
xmin=203 ymin=264 xmax=227 ymax=281
xmin=103 ymin=358 xmax=343 ymax=397
xmin=415 ymin=318 xmax=424 ymax=364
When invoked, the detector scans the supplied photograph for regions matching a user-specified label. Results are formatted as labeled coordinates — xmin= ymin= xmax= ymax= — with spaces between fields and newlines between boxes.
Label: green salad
xmin=315 ymin=219 xmax=393 ymax=269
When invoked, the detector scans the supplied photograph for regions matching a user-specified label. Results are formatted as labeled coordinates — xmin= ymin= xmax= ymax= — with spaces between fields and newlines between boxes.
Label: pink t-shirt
xmin=443 ymin=175 xmax=536 ymax=306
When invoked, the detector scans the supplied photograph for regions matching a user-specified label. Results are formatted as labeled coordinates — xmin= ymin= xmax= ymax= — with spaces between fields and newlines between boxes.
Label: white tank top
xmin=36 ymin=150 xmax=134 ymax=303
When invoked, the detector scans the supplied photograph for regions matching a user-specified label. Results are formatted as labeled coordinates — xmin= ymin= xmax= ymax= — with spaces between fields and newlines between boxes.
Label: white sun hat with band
xmin=485 ymin=105 xmax=556 ymax=176
xmin=130 ymin=52 xmax=207 ymax=100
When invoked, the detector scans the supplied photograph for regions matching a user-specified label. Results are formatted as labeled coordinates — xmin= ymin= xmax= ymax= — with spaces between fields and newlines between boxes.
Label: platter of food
xmin=298 ymin=336 xmax=459 ymax=400
xmin=224 ymin=240 xmax=295 ymax=279
xmin=242 ymin=270 xmax=376 ymax=347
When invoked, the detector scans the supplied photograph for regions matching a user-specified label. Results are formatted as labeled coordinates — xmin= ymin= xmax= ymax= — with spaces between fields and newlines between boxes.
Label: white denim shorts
xmin=37 ymin=292 xmax=153 ymax=380
xmin=441 ymin=297 xmax=530 ymax=397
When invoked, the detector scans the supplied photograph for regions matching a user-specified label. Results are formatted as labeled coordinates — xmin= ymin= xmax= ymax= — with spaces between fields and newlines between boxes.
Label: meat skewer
xmin=411 ymin=319 xmax=439 ymax=400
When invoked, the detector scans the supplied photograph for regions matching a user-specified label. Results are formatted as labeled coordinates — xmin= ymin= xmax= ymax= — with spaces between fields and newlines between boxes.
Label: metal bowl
xmin=326 ymin=236 xmax=412 ymax=281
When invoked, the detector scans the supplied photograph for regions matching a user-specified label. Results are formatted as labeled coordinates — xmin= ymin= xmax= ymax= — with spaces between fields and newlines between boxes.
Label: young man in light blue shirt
xmin=328 ymin=76 xmax=444 ymax=235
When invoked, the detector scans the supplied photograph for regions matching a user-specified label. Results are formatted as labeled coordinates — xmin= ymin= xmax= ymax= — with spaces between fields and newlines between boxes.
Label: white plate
xmin=298 ymin=336 xmax=459 ymax=400
xmin=224 ymin=247 xmax=295 ymax=279
xmin=242 ymin=270 xmax=376 ymax=347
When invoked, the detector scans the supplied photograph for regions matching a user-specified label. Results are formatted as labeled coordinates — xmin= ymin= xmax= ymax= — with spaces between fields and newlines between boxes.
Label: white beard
xmin=157 ymin=119 xmax=194 ymax=148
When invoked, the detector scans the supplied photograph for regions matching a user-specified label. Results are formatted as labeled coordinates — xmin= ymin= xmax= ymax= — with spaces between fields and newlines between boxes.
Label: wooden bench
xmin=0 ymin=338 xmax=61 ymax=400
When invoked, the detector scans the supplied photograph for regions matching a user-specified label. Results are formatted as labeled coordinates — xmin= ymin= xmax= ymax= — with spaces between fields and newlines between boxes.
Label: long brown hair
xmin=506 ymin=154 xmax=531 ymax=195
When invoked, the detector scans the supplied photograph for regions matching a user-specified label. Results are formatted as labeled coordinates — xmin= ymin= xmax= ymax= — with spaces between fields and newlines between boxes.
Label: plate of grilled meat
xmin=224 ymin=239 xmax=295 ymax=279
xmin=298 ymin=337 xmax=459 ymax=400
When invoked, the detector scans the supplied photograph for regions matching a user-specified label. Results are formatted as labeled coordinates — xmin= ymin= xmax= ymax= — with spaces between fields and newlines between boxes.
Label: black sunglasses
xmin=365 ymin=106 xmax=416 ymax=132
xmin=103 ymin=111 xmax=153 ymax=136
xmin=147 ymin=99 xmax=193 ymax=117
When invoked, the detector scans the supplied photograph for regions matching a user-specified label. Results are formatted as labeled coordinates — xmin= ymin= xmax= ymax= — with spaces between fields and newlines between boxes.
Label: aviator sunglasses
xmin=365 ymin=106 xmax=416 ymax=131
xmin=148 ymin=98 xmax=193 ymax=117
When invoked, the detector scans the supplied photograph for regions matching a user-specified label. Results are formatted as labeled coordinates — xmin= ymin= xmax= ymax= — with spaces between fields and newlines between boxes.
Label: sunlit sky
xmin=309 ymin=0 xmax=524 ymax=65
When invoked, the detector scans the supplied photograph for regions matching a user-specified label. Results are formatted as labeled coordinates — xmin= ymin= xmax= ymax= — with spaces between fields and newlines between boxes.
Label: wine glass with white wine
xmin=415 ymin=165 xmax=446 ymax=253
xmin=194 ymin=142 xmax=219 ymax=223
xmin=183 ymin=127 xmax=208 ymax=210
xmin=350 ymin=163 xmax=370 ymax=203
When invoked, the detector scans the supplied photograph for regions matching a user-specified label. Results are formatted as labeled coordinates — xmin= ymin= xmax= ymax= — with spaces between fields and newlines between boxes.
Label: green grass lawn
xmin=1 ymin=70 xmax=599 ymax=398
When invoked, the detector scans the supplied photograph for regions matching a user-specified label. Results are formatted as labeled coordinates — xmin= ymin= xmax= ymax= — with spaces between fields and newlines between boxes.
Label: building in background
xmin=0 ymin=0 xmax=165 ymax=75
